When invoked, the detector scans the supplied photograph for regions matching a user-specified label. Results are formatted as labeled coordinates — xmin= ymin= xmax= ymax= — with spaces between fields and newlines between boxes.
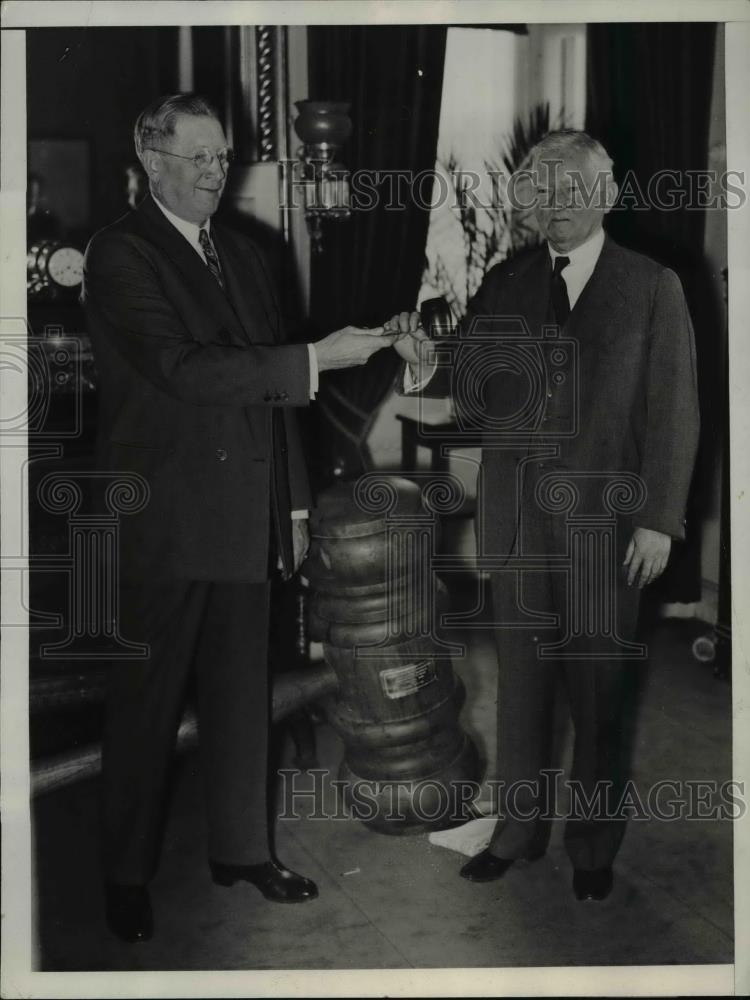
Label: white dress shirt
xmin=547 ymin=226 xmax=605 ymax=309
xmin=405 ymin=227 xmax=607 ymax=392
xmin=154 ymin=196 xmax=212 ymax=261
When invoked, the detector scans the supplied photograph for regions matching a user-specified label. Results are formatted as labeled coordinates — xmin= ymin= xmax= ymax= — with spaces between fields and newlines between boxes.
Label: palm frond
xmin=424 ymin=104 xmax=554 ymax=311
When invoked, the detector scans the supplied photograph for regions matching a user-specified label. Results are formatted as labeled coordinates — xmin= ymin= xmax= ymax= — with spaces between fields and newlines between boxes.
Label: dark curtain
xmin=586 ymin=23 xmax=716 ymax=253
xmin=307 ymin=25 xmax=447 ymax=483
xmin=192 ymin=27 xmax=227 ymax=121
xmin=586 ymin=23 xmax=721 ymax=604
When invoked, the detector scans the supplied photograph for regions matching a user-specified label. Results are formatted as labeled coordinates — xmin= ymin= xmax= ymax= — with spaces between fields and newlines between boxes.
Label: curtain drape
xmin=586 ymin=23 xmax=720 ymax=604
xmin=306 ymin=25 xmax=447 ymax=482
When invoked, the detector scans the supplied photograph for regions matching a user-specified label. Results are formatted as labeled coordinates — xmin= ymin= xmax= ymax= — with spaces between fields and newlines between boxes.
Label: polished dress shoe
xmin=573 ymin=866 xmax=613 ymax=901
xmin=210 ymin=859 xmax=318 ymax=903
xmin=460 ymin=847 xmax=545 ymax=882
xmin=104 ymin=882 xmax=153 ymax=942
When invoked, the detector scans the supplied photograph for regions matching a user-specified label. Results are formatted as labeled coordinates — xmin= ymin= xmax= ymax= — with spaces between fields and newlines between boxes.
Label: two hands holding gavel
xmin=314 ymin=310 xmax=433 ymax=373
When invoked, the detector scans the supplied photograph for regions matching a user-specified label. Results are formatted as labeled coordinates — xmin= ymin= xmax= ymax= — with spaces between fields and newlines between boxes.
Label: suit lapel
xmin=499 ymin=246 xmax=551 ymax=335
xmin=211 ymin=225 xmax=280 ymax=344
xmin=133 ymin=196 xmax=249 ymax=345
xmin=565 ymin=235 xmax=629 ymax=345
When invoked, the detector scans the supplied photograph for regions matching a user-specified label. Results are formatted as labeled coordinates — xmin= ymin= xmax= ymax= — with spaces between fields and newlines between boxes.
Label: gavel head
xmin=419 ymin=296 xmax=456 ymax=339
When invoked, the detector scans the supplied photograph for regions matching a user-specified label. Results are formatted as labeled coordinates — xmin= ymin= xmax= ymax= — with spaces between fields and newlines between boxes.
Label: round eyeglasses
xmin=147 ymin=146 xmax=235 ymax=170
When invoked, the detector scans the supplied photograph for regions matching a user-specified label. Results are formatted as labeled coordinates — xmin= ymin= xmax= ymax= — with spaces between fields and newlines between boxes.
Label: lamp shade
xmin=294 ymin=101 xmax=353 ymax=148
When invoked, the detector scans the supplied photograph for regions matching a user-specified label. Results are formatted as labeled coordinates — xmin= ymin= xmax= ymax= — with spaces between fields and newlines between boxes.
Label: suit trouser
xmin=487 ymin=511 xmax=641 ymax=871
xmin=101 ymin=580 xmax=270 ymax=885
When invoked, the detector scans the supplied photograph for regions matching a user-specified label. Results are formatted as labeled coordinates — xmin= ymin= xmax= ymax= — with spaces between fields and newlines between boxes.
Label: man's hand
xmin=623 ymin=527 xmax=671 ymax=588
xmin=315 ymin=325 xmax=400 ymax=372
xmin=383 ymin=310 xmax=434 ymax=367
xmin=292 ymin=519 xmax=310 ymax=575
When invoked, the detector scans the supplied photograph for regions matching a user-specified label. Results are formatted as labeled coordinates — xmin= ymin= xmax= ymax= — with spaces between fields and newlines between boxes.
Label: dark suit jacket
xmin=409 ymin=235 xmax=699 ymax=559
xmin=82 ymin=194 xmax=311 ymax=581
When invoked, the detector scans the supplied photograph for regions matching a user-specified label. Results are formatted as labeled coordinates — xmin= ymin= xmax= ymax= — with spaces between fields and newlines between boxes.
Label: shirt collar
xmin=153 ymin=194 xmax=210 ymax=243
xmin=547 ymin=227 xmax=605 ymax=268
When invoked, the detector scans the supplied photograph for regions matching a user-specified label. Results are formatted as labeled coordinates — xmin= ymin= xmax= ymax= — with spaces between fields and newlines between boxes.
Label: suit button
xmin=263 ymin=392 xmax=272 ymax=402
xmin=216 ymin=448 xmax=228 ymax=461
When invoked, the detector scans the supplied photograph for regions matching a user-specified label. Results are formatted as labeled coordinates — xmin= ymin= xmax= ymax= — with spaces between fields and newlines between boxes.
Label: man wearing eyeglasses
xmin=82 ymin=93 xmax=399 ymax=943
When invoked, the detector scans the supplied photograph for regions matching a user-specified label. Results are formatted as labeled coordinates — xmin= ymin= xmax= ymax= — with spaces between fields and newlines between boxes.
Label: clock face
xmin=47 ymin=245 xmax=84 ymax=288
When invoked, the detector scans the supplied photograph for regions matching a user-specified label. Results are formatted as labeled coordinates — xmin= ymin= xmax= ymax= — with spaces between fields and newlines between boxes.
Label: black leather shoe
xmin=573 ymin=867 xmax=613 ymax=901
xmin=210 ymin=859 xmax=318 ymax=903
xmin=104 ymin=883 xmax=153 ymax=942
xmin=460 ymin=847 xmax=545 ymax=882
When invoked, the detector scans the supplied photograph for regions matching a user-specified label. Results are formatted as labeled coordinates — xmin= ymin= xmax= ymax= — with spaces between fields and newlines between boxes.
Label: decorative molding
xmin=256 ymin=25 xmax=277 ymax=161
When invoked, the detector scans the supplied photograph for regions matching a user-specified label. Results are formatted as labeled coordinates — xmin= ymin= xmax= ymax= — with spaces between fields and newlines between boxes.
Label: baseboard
xmin=660 ymin=578 xmax=719 ymax=625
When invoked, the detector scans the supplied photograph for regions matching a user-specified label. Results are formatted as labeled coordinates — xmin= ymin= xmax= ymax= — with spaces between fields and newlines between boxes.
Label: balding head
xmin=134 ymin=93 xmax=220 ymax=166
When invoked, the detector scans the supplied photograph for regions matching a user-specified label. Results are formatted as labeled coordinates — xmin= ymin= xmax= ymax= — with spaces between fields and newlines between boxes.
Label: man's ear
xmin=604 ymin=177 xmax=619 ymax=214
xmin=140 ymin=150 xmax=160 ymax=184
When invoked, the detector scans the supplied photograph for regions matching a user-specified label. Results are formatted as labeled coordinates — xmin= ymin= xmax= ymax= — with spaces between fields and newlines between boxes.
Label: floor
xmin=32 ymin=585 xmax=734 ymax=973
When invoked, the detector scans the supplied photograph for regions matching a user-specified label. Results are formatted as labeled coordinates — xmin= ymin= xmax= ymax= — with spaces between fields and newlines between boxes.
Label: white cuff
xmin=291 ymin=509 xmax=309 ymax=520
xmin=403 ymin=360 xmax=437 ymax=393
xmin=307 ymin=343 xmax=319 ymax=399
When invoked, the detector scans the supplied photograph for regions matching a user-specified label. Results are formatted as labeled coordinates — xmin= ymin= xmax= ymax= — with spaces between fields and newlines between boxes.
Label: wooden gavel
xmin=419 ymin=295 xmax=456 ymax=339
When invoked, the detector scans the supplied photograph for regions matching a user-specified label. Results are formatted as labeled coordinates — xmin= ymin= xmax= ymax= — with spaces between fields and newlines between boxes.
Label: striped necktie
xmin=199 ymin=227 xmax=225 ymax=290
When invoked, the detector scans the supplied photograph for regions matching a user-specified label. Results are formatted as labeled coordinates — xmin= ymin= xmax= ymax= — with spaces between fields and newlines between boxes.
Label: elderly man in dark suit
xmin=83 ymin=93 xmax=398 ymax=942
xmin=391 ymin=130 xmax=699 ymax=901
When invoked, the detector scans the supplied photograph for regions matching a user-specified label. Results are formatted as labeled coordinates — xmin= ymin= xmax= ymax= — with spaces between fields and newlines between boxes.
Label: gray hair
xmin=134 ymin=93 xmax=220 ymax=164
xmin=529 ymin=129 xmax=614 ymax=178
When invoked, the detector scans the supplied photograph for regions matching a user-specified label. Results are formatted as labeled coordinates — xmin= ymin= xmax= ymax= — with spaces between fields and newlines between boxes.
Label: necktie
xmin=199 ymin=228 xmax=225 ymax=290
xmin=551 ymin=255 xmax=571 ymax=326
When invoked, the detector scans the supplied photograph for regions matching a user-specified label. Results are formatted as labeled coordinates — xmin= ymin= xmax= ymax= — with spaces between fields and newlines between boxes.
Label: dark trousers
xmin=101 ymin=580 xmax=270 ymax=885
xmin=487 ymin=509 xmax=642 ymax=871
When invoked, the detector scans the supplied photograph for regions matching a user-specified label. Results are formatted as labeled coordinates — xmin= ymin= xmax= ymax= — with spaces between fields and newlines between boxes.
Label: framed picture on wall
xmin=27 ymin=138 xmax=91 ymax=241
